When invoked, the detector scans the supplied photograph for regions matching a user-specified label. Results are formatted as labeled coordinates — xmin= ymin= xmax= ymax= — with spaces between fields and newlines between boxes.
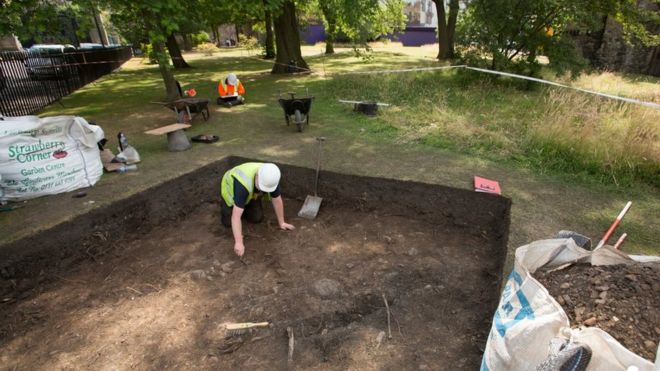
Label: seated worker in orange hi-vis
xmin=217 ymin=73 xmax=245 ymax=107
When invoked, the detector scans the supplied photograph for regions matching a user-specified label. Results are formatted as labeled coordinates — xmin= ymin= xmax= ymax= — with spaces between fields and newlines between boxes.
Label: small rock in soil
xmin=560 ymin=282 xmax=571 ymax=289
xmin=536 ymin=262 xmax=660 ymax=361
xmin=189 ymin=270 xmax=206 ymax=280
xmin=375 ymin=331 xmax=385 ymax=348
xmin=221 ymin=262 xmax=234 ymax=273
xmin=313 ymin=278 xmax=342 ymax=299
xmin=252 ymin=307 xmax=264 ymax=318
xmin=583 ymin=317 xmax=597 ymax=326
xmin=408 ymin=248 xmax=419 ymax=256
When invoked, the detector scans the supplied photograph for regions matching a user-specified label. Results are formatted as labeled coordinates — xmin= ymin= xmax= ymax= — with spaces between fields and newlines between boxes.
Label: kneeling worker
xmin=217 ymin=73 xmax=245 ymax=106
xmin=221 ymin=162 xmax=295 ymax=256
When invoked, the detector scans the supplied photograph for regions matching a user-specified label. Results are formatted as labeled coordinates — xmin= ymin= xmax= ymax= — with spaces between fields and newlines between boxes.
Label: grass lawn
xmin=1 ymin=43 xmax=658 ymax=270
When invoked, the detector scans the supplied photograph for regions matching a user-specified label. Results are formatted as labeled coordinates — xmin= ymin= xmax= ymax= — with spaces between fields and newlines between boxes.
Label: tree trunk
xmin=235 ymin=24 xmax=240 ymax=44
xmin=320 ymin=4 xmax=336 ymax=54
xmin=166 ymin=33 xmax=190 ymax=68
xmin=264 ymin=4 xmax=275 ymax=59
xmin=183 ymin=34 xmax=193 ymax=51
xmin=153 ymin=41 xmax=180 ymax=101
xmin=447 ymin=0 xmax=459 ymax=56
xmin=212 ymin=26 xmax=219 ymax=46
xmin=325 ymin=24 xmax=335 ymax=55
xmin=272 ymin=1 xmax=309 ymax=73
xmin=433 ymin=0 xmax=458 ymax=60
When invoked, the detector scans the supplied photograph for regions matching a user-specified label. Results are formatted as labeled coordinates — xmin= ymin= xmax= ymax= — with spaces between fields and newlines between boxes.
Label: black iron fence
xmin=0 ymin=46 xmax=132 ymax=117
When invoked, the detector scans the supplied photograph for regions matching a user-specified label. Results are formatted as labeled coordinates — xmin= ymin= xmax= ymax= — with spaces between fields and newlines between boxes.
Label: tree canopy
xmin=458 ymin=0 xmax=659 ymax=77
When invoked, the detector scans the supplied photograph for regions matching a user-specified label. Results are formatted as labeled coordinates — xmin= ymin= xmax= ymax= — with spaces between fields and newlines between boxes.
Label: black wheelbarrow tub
xmin=278 ymin=97 xmax=314 ymax=116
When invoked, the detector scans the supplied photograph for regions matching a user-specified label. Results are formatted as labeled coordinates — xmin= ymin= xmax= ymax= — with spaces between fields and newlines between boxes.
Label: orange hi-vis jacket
xmin=218 ymin=80 xmax=245 ymax=97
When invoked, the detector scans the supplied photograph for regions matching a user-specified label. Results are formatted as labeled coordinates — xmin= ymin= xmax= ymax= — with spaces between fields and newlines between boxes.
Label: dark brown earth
xmin=536 ymin=263 xmax=660 ymax=361
xmin=0 ymin=199 xmax=503 ymax=370
xmin=0 ymin=158 xmax=511 ymax=370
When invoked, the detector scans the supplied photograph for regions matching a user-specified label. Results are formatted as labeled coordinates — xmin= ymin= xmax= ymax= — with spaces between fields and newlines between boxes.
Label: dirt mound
xmin=535 ymin=263 xmax=660 ymax=361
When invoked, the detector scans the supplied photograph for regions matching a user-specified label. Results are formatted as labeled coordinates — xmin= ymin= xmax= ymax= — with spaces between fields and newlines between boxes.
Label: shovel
xmin=298 ymin=137 xmax=325 ymax=219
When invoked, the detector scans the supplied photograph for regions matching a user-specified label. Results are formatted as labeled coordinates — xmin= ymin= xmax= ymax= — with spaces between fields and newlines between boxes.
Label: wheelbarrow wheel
xmin=295 ymin=109 xmax=304 ymax=132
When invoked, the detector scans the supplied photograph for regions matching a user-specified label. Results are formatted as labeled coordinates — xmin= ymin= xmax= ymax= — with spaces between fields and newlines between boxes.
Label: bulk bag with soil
xmin=0 ymin=115 xmax=103 ymax=202
xmin=481 ymin=238 xmax=659 ymax=370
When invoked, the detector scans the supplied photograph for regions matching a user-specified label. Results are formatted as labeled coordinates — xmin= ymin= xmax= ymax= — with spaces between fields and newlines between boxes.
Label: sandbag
xmin=0 ymin=115 xmax=103 ymax=202
xmin=481 ymin=239 xmax=658 ymax=370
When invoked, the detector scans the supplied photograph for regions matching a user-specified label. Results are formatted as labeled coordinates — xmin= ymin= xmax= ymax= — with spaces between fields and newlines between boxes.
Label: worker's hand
xmin=234 ymin=242 xmax=245 ymax=257
xmin=279 ymin=222 xmax=295 ymax=231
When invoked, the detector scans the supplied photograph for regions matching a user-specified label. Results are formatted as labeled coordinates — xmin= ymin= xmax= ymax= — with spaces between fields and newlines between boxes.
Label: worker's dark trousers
xmin=216 ymin=96 xmax=244 ymax=106
xmin=220 ymin=198 xmax=264 ymax=227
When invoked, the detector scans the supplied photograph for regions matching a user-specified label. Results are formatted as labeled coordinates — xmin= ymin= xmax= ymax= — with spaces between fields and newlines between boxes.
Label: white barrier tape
xmin=247 ymin=55 xmax=312 ymax=72
xmin=331 ymin=64 xmax=659 ymax=109
xmin=247 ymin=54 xmax=659 ymax=109
xmin=464 ymin=67 xmax=660 ymax=109
xmin=336 ymin=64 xmax=466 ymax=75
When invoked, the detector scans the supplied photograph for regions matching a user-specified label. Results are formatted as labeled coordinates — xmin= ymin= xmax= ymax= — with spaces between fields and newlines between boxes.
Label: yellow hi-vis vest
xmin=221 ymin=162 xmax=270 ymax=207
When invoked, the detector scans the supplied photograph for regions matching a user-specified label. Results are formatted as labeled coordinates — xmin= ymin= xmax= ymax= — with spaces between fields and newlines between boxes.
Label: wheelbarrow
xmin=153 ymin=98 xmax=210 ymax=124
xmin=278 ymin=91 xmax=314 ymax=132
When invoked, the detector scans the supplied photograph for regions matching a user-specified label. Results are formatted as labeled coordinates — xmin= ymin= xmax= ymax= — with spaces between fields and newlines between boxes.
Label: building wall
xmin=0 ymin=35 xmax=22 ymax=51
xmin=300 ymin=24 xmax=326 ymax=45
xmin=571 ymin=3 xmax=660 ymax=77
xmin=404 ymin=0 xmax=437 ymax=27
xmin=595 ymin=16 xmax=659 ymax=76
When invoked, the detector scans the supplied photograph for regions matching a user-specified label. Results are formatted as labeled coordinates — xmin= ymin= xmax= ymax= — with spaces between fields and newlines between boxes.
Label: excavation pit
xmin=0 ymin=156 xmax=511 ymax=370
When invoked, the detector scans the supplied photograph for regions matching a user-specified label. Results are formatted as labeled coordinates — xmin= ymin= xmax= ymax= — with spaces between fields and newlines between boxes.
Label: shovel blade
xmin=298 ymin=195 xmax=323 ymax=220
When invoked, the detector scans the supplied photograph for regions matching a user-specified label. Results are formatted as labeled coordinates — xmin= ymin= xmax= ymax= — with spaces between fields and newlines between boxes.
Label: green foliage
xmin=0 ymin=0 xmax=57 ymax=40
xmin=141 ymin=43 xmax=157 ymax=64
xmin=238 ymin=34 xmax=260 ymax=52
xmin=315 ymin=0 xmax=407 ymax=46
xmin=457 ymin=0 xmax=657 ymax=77
xmin=191 ymin=31 xmax=210 ymax=46
xmin=197 ymin=42 xmax=220 ymax=55
xmin=0 ymin=0 xmax=96 ymax=45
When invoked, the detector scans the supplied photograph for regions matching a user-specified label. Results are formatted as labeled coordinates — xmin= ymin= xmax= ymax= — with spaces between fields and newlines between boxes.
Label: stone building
xmin=571 ymin=2 xmax=659 ymax=76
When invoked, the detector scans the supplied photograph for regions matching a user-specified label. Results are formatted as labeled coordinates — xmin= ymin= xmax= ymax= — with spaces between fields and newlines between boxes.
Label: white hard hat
xmin=257 ymin=163 xmax=280 ymax=192
xmin=227 ymin=73 xmax=238 ymax=86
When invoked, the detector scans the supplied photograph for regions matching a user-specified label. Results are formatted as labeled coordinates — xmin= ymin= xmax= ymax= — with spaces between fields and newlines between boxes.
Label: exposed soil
xmin=536 ymin=263 xmax=660 ymax=361
xmin=0 ymin=197 xmax=504 ymax=370
xmin=0 ymin=157 xmax=510 ymax=370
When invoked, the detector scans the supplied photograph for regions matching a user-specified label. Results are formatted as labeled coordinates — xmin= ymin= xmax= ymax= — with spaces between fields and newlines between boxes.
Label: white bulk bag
xmin=481 ymin=239 xmax=658 ymax=371
xmin=0 ymin=115 xmax=103 ymax=201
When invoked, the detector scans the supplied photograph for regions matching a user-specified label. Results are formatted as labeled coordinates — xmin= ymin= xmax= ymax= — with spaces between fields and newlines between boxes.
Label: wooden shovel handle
xmin=226 ymin=322 xmax=269 ymax=330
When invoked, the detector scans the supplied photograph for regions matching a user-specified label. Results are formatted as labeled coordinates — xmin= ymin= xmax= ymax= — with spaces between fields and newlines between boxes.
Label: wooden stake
xmin=382 ymin=293 xmax=392 ymax=339
xmin=287 ymin=326 xmax=295 ymax=368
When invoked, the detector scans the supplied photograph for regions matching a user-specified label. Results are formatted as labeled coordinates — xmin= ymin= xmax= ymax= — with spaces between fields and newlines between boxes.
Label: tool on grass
xmin=339 ymin=100 xmax=390 ymax=116
xmin=595 ymin=201 xmax=632 ymax=250
xmin=224 ymin=322 xmax=270 ymax=336
xmin=298 ymin=137 xmax=325 ymax=220
xmin=613 ymin=233 xmax=627 ymax=250
xmin=0 ymin=204 xmax=24 ymax=212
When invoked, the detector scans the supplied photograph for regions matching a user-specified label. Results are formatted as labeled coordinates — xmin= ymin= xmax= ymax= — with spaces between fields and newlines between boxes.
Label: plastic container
xmin=117 ymin=164 xmax=137 ymax=173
